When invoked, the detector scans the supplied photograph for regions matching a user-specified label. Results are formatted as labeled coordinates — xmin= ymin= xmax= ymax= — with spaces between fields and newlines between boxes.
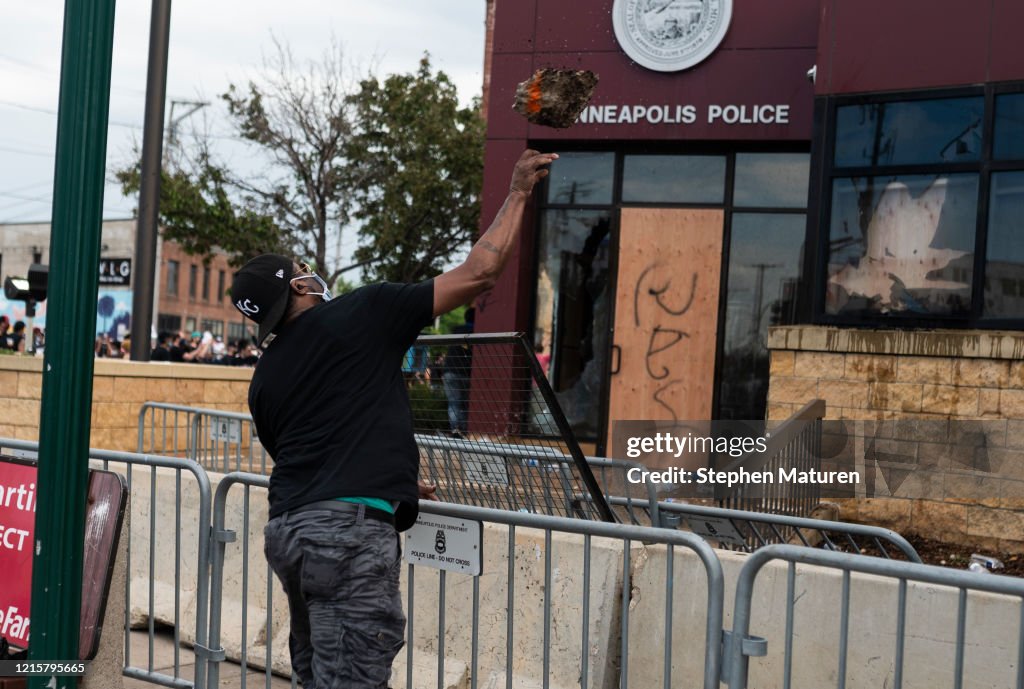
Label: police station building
xmin=476 ymin=0 xmax=1024 ymax=454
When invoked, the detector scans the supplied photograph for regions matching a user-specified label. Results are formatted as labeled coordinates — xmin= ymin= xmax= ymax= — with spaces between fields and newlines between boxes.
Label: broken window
xmin=826 ymin=174 xmax=977 ymax=316
xmin=817 ymin=88 xmax=1024 ymax=324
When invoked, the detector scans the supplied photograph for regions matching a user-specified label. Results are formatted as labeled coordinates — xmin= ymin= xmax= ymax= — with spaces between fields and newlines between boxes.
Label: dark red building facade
xmin=479 ymin=0 xmax=1024 ymax=452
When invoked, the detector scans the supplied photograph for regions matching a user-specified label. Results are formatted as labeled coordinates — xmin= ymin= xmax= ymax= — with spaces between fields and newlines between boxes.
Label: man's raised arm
xmin=433 ymin=149 xmax=558 ymax=317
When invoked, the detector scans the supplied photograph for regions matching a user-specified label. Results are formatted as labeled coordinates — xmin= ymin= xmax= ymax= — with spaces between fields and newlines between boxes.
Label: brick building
xmin=480 ymin=0 xmax=1024 ymax=453
xmin=479 ymin=0 xmax=1024 ymax=548
xmin=156 ymin=240 xmax=252 ymax=342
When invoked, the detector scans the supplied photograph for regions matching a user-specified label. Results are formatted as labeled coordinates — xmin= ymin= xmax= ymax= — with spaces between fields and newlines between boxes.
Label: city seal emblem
xmin=612 ymin=0 xmax=733 ymax=72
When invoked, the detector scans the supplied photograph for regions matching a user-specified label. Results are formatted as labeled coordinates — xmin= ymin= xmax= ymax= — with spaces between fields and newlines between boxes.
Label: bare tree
xmin=117 ymin=39 xmax=483 ymax=286
xmin=220 ymin=38 xmax=371 ymax=284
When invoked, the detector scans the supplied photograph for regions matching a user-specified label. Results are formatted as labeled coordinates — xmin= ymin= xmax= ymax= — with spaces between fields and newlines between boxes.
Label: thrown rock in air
xmin=513 ymin=68 xmax=599 ymax=129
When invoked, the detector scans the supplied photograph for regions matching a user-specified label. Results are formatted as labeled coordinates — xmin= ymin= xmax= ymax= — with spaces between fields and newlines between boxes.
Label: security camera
xmin=806 ymin=65 xmax=817 ymax=84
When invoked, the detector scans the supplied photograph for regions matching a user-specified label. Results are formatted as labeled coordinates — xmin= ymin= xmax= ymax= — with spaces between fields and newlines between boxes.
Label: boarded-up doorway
xmin=607 ymin=208 xmax=724 ymax=451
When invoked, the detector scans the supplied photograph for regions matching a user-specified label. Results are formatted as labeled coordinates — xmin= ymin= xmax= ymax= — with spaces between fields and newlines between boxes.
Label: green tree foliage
xmin=116 ymin=43 xmax=483 ymax=286
xmin=347 ymin=55 xmax=485 ymax=284
xmin=431 ymin=304 xmax=467 ymax=334
xmin=115 ymin=155 xmax=285 ymax=267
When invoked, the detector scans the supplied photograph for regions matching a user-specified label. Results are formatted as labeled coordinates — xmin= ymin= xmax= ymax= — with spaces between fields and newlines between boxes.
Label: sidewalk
xmin=123 ymin=629 xmax=295 ymax=689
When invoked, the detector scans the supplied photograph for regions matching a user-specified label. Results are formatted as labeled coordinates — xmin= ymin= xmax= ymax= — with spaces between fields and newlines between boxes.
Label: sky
xmin=0 ymin=0 xmax=487 ymax=243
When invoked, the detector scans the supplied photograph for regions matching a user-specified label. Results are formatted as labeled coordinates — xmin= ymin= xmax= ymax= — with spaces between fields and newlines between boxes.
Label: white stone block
xmin=400 ymin=524 xmax=626 ymax=689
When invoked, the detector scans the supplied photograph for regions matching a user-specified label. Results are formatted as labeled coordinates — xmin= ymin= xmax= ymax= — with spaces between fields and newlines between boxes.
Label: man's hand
xmin=418 ymin=480 xmax=439 ymax=501
xmin=433 ymin=149 xmax=558 ymax=316
xmin=509 ymin=149 xmax=559 ymax=196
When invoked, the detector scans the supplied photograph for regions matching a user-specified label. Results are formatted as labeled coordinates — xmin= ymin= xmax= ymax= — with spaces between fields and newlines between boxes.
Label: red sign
xmin=0 ymin=459 xmax=36 ymax=648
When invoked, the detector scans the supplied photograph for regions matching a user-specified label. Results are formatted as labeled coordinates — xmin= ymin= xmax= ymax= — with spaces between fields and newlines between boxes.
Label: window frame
xmin=809 ymin=82 xmax=1024 ymax=329
xmin=200 ymin=319 xmax=223 ymax=338
xmin=166 ymin=259 xmax=179 ymax=297
xmin=156 ymin=313 xmax=181 ymax=333
xmin=227 ymin=321 xmax=249 ymax=343
xmin=532 ymin=143 xmax=811 ymax=443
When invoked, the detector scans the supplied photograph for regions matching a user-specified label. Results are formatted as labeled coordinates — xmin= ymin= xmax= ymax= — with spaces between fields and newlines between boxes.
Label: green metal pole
xmin=28 ymin=0 xmax=117 ymax=687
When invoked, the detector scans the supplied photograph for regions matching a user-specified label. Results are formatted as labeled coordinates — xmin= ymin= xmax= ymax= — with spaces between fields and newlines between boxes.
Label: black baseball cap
xmin=230 ymin=254 xmax=295 ymax=346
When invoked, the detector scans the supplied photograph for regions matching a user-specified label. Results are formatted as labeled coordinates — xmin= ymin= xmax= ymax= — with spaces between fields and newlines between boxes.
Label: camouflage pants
xmin=264 ymin=508 xmax=405 ymax=689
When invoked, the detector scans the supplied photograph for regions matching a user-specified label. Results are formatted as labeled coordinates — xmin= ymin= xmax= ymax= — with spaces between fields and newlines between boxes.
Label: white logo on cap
xmin=236 ymin=299 xmax=260 ymax=316
xmin=275 ymin=269 xmax=285 ymax=278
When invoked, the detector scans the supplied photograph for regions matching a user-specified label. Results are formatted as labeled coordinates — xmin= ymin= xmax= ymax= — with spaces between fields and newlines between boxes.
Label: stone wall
xmin=767 ymin=325 xmax=1024 ymax=551
xmin=0 ymin=355 xmax=252 ymax=451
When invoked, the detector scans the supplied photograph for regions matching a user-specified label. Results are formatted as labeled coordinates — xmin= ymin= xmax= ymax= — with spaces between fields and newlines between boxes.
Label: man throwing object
xmin=230 ymin=149 xmax=558 ymax=688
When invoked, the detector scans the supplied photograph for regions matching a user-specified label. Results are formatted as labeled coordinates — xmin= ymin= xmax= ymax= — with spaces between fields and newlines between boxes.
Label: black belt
xmin=289 ymin=500 xmax=395 ymax=526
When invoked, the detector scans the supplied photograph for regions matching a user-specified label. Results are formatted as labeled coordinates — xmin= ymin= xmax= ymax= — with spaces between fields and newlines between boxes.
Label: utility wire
xmin=0 ymin=98 xmax=246 ymax=142
xmin=0 ymin=143 xmax=54 ymax=157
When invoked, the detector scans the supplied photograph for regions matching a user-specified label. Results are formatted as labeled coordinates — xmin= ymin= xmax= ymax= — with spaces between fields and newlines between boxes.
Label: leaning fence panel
xmin=714 ymin=400 xmax=825 ymax=526
xmin=409 ymin=333 xmax=615 ymax=522
xmin=138 ymin=400 xmax=644 ymax=524
xmin=416 ymin=435 xmax=660 ymax=524
xmin=0 ymin=437 xmax=215 ymax=689
xmin=724 ymin=544 xmax=1024 ymax=689
xmin=205 ymin=472 xmax=725 ymax=689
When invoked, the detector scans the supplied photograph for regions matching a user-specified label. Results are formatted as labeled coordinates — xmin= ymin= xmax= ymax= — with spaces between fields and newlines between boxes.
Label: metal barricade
xmin=138 ymin=401 xmax=646 ymax=520
xmin=416 ymin=435 xmax=662 ymax=525
xmin=0 ymin=437 xmax=215 ymax=689
xmin=586 ymin=455 xmax=664 ymax=528
xmin=723 ymin=544 xmax=1024 ymax=689
xmin=602 ymin=496 xmax=921 ymax=561
xmin=188 ymin=408 xmax=269 ymax=474
xmin=137 ymin=402 xmax=202 ymax=459
xmin=137 ymin=402 xmax=270 ymax=474
xmin=206 ymin=472 xmax=726 ymax=689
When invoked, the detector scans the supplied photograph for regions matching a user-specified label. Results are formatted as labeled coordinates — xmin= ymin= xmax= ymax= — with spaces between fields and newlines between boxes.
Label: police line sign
xmin=404 ymin=513 xmax=482 ymax=576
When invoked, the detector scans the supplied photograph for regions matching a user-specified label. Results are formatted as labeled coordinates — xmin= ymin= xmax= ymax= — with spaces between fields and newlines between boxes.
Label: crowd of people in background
xmin=149 ymin=330 xmax=260 ymax=366
xmin=2 ymin=315 xmax=260 ymax=367
xmin=94 ymin=333 xmax=128 ymax=358
xmin=0 ymin=316 xmax=42 ymax=353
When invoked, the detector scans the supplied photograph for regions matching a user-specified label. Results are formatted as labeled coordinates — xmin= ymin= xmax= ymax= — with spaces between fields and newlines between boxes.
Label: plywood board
xmin=607 ymin=208 xmax=724 ymax=451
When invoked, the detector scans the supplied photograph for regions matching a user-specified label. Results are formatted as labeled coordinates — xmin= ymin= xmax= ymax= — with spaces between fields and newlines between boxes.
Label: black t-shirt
xmin=169 ymin=342 xmax=190 ymax=362
xmin=248 ymin=281 xmax=434 ymax=530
